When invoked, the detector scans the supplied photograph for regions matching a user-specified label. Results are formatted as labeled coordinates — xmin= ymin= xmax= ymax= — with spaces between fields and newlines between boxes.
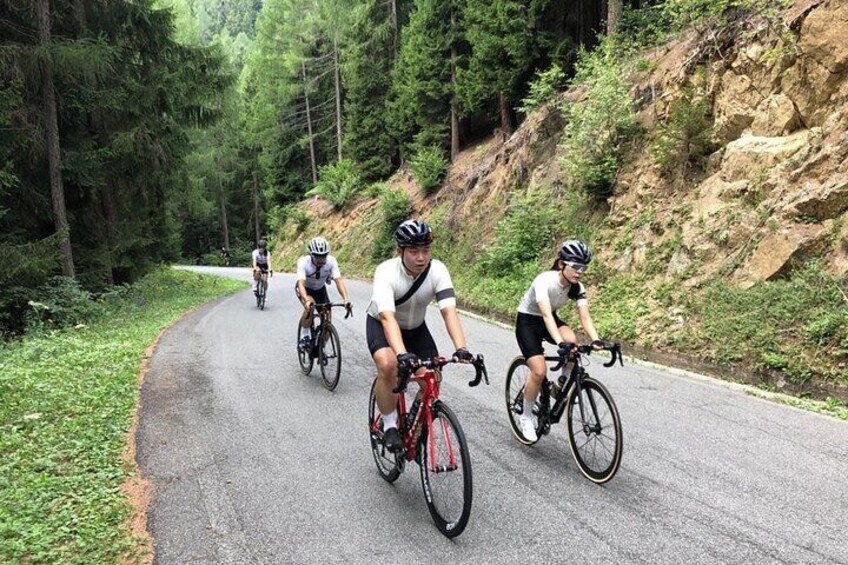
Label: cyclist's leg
xmin=252 ymin=268 xmax=260 ymax=292
xmin=367 ymin=315 xmax=399 ymax=417
xmin=515 ymin=313 xmax=550 ymax=434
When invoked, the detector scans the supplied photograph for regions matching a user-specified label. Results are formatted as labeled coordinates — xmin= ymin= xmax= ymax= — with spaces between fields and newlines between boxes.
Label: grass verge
xmin=0 ymin=269 xmax=245 ymax=564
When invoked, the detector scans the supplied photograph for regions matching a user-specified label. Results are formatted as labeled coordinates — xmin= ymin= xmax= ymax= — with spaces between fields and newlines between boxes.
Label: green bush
xmin=371 ymin=188 xmax=412 ymax=263
xmin=410 ymin=145 xmax=448 ymax=194
xmin=480 ymin=191 xmax=565 ymax=275
xmin=662 ymin=0 xmax=732 ymax=31
xmin=25 ymin=277 xmax=104 ymax=333
xmin=306 ymin=159 xmax=363 ymax=210
xmin=652 ymin=81 xmax=716 ymax=176
xmin=560 ymin=38 xmax=637 ymax=200
xmin=519 ymin=64 xmax=566 ymax=114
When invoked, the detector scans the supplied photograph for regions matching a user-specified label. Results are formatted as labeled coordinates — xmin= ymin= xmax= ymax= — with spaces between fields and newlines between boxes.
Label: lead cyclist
xmin=365 ymin=219 xmax=479 ymax=453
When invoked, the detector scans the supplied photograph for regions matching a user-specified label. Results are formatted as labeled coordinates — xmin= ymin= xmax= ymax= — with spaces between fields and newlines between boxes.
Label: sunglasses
xmin=563 ymin=262 xmax=589 ymax=273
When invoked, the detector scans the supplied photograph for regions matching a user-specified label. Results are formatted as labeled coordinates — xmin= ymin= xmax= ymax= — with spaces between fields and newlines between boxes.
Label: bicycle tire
xmin=419 ymin=400 xmax=472 ymax=538
xmin=297 ymin=322 xmax=314 ymax=375
xmin=504 ymin=356 xmax=540 ymax=446
xmin=319 ymin=323 xmax=342 ymax=391
xmin=565 ymin=377 xmax=623 ymax=484
xmin=367 ymin=379 xmax=401 ymax=483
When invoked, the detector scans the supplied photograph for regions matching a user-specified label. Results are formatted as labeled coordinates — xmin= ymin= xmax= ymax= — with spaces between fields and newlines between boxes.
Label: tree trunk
xmin=301 ymin=60 xmax=318 ymax=183
xmin=499 ymin=91 xmax=514 ymax=136
xmin=450 ymin=7 xmax=459 ymax=162
xmin=608 ymin=0 xmax=622 ymax=35
xmin=218 ymin=174 xmax=230 ymax=251
xmin=37 ymin=0 xmax=74 ymax=277
xmin=75 ymin=0 xmax=115 ymax=284
xmin=390 ymin=0 xmax=398 ymax=54
xmin=334 ymin=38 xmax=343 ymax=162
xmin=251 ymin=169 xmax=261 ymax=243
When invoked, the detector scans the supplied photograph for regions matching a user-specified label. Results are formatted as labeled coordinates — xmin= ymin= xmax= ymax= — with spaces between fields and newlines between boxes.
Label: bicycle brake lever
xmin=467 ymin=355 xmax=489 ymax=387
xmin=392 ymin=376 xmax=409 ymax=394
xmin=603 ymin=344 xmax=621 ymax=368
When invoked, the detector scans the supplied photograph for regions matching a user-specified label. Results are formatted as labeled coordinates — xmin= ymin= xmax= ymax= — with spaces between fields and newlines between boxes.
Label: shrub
xmin=25 ymin=276 xmax=104 ymax=332
xmin=560 ymin=37 xmax=637 ymax=201
xmin=519 ymin=64 xmax=566 ymax=115
xmin=306 ymin=159 xmax=363 ymax=210
xmin=480 ymin=192 xmax=564 ymax=275
xmin=652 ymin=80 xmax=716 ymax=176
xmin=410 ymin=145 xmax=448 ymax=194
xmin=371 ymin=188 xmax=411 ymax=263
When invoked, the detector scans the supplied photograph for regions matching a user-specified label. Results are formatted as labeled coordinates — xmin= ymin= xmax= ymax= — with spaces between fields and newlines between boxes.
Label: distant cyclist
xmin=296 ymin=237 xmax=352 ymax=351
xmin=220 ymin=246 xmax=230 ymax=266
xmin=515 ymin=239 xmax=604 ymax=442
xmin=252 ymin=239 xmax=273 ymax=295
xmin=366 ymin=219 xmax=478 ymax=453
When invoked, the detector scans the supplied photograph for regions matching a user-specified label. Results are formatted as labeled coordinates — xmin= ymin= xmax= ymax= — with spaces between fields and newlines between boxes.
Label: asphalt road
xmin=137 ymin=266 xmax=848 ymax=564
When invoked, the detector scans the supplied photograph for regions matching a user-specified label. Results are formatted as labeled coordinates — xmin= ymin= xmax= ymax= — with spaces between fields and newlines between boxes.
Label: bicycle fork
xmin=570 ymin=375 xmax=603 ymax=436
xmin=425 ymin=406 xmax=458 ymax=474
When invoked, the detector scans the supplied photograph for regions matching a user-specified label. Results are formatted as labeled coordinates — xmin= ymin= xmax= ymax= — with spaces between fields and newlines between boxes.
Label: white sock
xmin=382 ymin=410 xmax=398 ymax=430
xmin=300 ymin=326 xmax=309 ymax=339
xmin=523 ymin=397 xmax=535 ymax=419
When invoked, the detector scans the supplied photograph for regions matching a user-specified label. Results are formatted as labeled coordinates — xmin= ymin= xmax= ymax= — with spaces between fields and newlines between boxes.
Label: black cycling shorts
xmin=366 ymin=314 xmax=438 ymax=360
xmin=256 ymin=264 xmax=269 ymax=273
xmin=295 ymin=284 xmax=329 ymax=305
xmin=515 ymin=312 xmax=568 ymax=359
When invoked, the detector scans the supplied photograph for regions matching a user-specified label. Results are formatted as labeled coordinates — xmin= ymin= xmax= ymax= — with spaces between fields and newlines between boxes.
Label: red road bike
xmin=368 ymin=354 xmax=487 ymax=538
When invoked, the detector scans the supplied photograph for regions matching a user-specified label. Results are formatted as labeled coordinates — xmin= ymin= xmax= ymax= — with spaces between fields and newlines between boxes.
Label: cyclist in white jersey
xmin=296 ymin=237 xmax=352 ymax=350
xmin=366 ymin=219 xmax=478 ymax=452
xmin=252 ymin=239 xmax=273 ymax=294
xmin=514 ymin=239 xmax=603 ymax=442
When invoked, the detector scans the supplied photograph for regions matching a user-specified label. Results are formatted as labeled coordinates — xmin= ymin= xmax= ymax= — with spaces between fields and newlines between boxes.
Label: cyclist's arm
xmin=537 ymin=300 xmax=566 ymax=345
xmin=334 ymin=277 xmax=350 ymax=304
xmin=440 ymin=306 xmax=467 ymax=350
xmin=577 ymin=304 xmax=600 ymax=342
xmin=379 ymin=311 xmax=407 ymax=354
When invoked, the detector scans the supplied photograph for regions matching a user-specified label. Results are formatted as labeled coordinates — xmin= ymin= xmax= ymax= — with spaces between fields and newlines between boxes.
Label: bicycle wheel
xmin=419 ymin=401 xmax=472 ymax=538
xmin=504 ymin=356 xmax=540 ymax=446
xmin=297 ymin=322 xmax=313 ymax=375
xmin=565 ymin=377 xmax=623 ymax=484
xmin=260 ymin=280 xmax=267 ymax=310
xmin=319 ymin=323 xmax=342 ymax=391
xmin=367 ymin=379 xmax=401 ymax=483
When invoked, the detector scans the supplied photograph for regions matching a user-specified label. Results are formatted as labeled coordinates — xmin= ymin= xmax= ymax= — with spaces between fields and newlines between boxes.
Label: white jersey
xmin=517 ymin=270 xmax=587 ymax=316
xmin=296 ymin=255 xmax=341 ymax=290
xmin=252 ymin=249 xmax=270 ymax=265
xmin=366 ymin=258 xmax=456 ymax=330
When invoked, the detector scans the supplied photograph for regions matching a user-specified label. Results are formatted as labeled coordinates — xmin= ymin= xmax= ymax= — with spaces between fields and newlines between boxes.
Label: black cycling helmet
xmin=257 ymin=239 xmax=267 ymax=250
xmin=394 ymin=219 xmax=433 ymax=247
xmin=308 ymin=236 xmax=330 ymax=256
xmin=558 ymin=239 xmax=592 ymax=265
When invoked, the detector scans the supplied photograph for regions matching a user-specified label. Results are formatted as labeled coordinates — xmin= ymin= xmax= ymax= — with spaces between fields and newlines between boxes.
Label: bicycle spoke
xmin=566 ymin=378 xmax=622 ymax=483
xmin=420 ymin=403 xmax=471 ymax=537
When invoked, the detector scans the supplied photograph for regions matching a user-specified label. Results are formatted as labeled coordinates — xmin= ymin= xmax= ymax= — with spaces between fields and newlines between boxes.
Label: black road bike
xmin=255 ymin=269 xmax=271 ymax=310
xmin=297 ymin=302 xmax=351 ymax=390
xmin=505 ymin=342 xmax=625 ymax=484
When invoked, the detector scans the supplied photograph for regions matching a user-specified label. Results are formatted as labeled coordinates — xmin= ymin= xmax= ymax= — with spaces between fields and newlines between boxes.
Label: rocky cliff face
xmin=612 ymin=0 xmax=848 ymax=287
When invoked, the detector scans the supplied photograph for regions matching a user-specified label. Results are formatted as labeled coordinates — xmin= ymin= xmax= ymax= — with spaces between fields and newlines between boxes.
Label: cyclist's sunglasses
xmin=563 ymin=261 xmax=589 ymax=273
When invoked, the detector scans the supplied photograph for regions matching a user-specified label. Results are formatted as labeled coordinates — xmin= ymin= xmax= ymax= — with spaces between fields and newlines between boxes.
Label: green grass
xmin=0 ymin=269 xmax=245 ymax=564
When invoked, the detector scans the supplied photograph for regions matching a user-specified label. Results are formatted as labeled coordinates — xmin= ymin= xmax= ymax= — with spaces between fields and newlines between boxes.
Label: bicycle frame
xmin=539 ymin=347 xmax=617 ymax=431
xmin=307 ymin=303 xmax=344 ymax=348
xmin=397 ymin=368 xmax=454 ymax=469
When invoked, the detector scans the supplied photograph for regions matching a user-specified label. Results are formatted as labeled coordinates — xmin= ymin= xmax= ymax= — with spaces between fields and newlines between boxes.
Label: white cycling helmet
xmin=308 ymin=236 xmax=330 ymax=256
